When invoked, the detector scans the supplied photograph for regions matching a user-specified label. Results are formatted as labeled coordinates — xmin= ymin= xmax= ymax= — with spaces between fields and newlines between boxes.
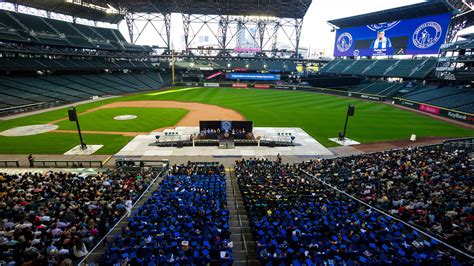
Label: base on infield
xmin=328 ymin=137 xmax=360 ymax=146
xmin=64 ymin=145 xmax=103 ymax=155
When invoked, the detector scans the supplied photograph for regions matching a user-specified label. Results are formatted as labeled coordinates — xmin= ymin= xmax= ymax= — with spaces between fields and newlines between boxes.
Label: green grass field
xmin=56 ymin=107 xmax=188 ymax=132
xmin=0 ymin=87 xmax=472 ymax=154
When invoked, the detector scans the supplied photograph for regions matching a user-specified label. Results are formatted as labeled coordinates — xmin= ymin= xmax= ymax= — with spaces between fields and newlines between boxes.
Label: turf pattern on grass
xmin=56 ymin=107 xmax=188 ymax=132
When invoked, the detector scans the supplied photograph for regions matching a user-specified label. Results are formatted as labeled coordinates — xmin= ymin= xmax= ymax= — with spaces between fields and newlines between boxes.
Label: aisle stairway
xmin=226 ymin=168 xmax=260 ymax=265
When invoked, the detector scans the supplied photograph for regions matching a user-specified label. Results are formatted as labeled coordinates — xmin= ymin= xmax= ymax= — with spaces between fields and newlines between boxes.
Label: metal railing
xmin=229 ymin=168 xmax=250 ymax=264
xmin=33 ymin=160 xmax=103 ymax=168
xmin=0 ymin=160 xmax=20 ymax=168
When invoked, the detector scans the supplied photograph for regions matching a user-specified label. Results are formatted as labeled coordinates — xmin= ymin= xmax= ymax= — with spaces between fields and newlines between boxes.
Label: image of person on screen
xmin=370 ymin=30 xmax=392 ymax=50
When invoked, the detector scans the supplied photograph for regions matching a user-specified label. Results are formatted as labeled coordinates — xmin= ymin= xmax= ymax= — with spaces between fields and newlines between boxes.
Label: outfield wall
xmin=175 ymin=82 xmax=387 ymax=102
xmin=174 ymin=82 xmax=473 ymax=125
xmin=393 ymin=98 xmax=474 ymax=125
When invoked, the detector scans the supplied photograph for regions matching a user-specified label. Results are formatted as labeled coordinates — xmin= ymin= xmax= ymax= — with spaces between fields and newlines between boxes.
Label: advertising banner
xmin=254 ymin=84 xmax=270 ymax=89
xmin=229 ymin=73 xmax=281 ymax=81
xmin=419 ymin=104 xmax=441 ymax=115
xmin=204 ymin=83 xmax=220 ymax=87
xmin=232 ymin=83 xmax=248 ymax=88
xmin=395 ymin=99 xmax=474 ymax=124
xmin=334 ymin=13 xmax=451 ymax=56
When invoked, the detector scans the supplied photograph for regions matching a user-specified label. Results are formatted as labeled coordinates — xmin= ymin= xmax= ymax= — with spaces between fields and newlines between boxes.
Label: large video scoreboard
xmin=334 ymin=13 xmax=451 ymax=57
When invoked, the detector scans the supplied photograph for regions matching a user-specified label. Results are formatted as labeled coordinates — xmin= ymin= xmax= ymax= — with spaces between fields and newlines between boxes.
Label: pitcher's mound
xmin=0 ymin=124 xmax=59 ymax=136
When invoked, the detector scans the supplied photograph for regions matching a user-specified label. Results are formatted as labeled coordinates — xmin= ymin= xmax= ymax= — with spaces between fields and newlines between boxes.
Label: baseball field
xmin=0 ymin=87 xmax=472 ymax=154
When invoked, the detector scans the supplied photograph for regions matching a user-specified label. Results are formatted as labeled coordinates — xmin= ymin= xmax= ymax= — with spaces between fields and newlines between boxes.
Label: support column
xmin=182 ymin=14 xmax=191 ymax=52
xmin=236 ymin=20 xmax=245 ymax=49
xmin=271 ymin=22 xmax=280 ymax=55
xmin=125 ymin=13 xmax=134 ymax=43
xmin=257 ymin=20 xmax=266 ymax=50
xmin=164 ymin=13 xmax=171 ymax=52
xmin=218 ymin=15 xmax=229 ymax=54
xmin=294 ymin=19 xmax=303 ymax=58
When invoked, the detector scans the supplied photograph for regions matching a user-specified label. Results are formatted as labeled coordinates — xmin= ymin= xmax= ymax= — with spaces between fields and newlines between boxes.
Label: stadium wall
xmin=394 ymin=98 xmax=474 ymax=125
xmin=174 ymin=82 xmax=387 ymax=101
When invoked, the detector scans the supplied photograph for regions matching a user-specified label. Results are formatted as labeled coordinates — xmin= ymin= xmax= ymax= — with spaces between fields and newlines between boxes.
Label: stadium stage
xmin=116 ymin=126 xmax=333 ymax=157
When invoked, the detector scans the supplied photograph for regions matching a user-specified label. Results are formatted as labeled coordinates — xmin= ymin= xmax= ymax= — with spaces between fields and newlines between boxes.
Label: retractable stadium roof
xmin=328 ymin=0 xmax=455 ymax=29
xmin=6 ymin=0 xmax=312 ymax=23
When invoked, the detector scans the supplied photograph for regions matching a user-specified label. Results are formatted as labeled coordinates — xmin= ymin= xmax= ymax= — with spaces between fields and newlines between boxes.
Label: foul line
xmin=147 ymin=87 xmax=201 ymax=96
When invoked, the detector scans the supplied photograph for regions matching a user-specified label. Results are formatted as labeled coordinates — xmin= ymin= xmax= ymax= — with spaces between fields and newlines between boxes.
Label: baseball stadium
xmin=0 ymin=0 xmax=473 ymax=265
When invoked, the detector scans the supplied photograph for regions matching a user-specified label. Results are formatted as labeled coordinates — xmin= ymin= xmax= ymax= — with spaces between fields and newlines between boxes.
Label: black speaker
xmin=348 ymin=105 xmax=355 ymax=116
xmin=68 ymin=109 xmax=77 ymax=121
xmin=269 ymin=141 xmax=275 ymax=147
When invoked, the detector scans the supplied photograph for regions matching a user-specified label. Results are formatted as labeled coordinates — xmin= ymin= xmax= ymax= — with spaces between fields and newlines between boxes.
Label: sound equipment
xmin=342 ymin=104 xmax=356 ymax=139
xmin=68 ymin=109 xmax=77 ymax=121
xmin=348 ymin=105 xmax=355 ymax=116
xmin=68 ymin=107 xmax=86 ymax=149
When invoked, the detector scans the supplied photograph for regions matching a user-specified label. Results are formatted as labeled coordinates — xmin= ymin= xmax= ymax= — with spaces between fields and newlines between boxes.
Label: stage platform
xmin=116 ymin=127 xmax=333 ymax=157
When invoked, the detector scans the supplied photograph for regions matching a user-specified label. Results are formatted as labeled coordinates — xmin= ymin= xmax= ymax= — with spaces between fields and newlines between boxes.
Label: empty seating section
xmin=321 ymin=59 xmax=437 ymax=79
xmin=0 ymin=57 xmax=153 ymax=71
xmin=175 ymin=59 xmax=297 ymax=72
xmin=399 ymin=87 xmax=474 ymax=114
xmin=0 ymin=72 xmax=165 ymax=109
xmin=0 ymin=10 xmax=149 ymax=51
xmin=349 ymin=82 xmax=405 ymax=97
xmin=457 ymin=103 xmax=474 ymax=114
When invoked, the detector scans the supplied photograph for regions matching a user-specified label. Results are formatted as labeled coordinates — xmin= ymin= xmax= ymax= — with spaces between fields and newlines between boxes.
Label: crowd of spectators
xmin=102 ymin=162 xmax=233 ymax=265
xmin=236 ymin=157 xmax=468 ymax=264
xmin=300 ymin=145 xmax=473 ymax=255
xmin=0 ymin=170 xmax=155 ymax=265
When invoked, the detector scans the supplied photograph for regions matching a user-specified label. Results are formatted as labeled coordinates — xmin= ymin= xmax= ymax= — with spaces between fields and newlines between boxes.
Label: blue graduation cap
xmin=369 ymin=232 xmax=376 ymax=239
xmin=331 ymin=236 xmax=338 ymax=241
xmin=419 ymin=253 xmax=427 ymax=259
xmin=203 ymin=249 xmax=209 ymax=256
xmin=287 ymin=248 xmax=295 ymax=253
xmin=258 ymin=230 xmax=264 ymax=236
xmin=293 ymin=259 xmax=301 ymax=266
xmin=398 ymin=249 xmax=406 ymax=256
xmin=130 ymin=252 xmax=137 ymax=259
xmin=122 ymin=253 xmax=129 ymax=259
xmin=334 ymin=256 xmax=341 ymax=261
xmin=359 ymin=256 xmax=368 ymax=263
xmin=369 ymin=243 xmax=376 ymax=249
xmin=423 ymin=240 xmax=431 ymax=247
xmin=330 ymin=245 xmax=337 ymax=251
xmin=382 ymin=244 xmax=389 ymax=251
